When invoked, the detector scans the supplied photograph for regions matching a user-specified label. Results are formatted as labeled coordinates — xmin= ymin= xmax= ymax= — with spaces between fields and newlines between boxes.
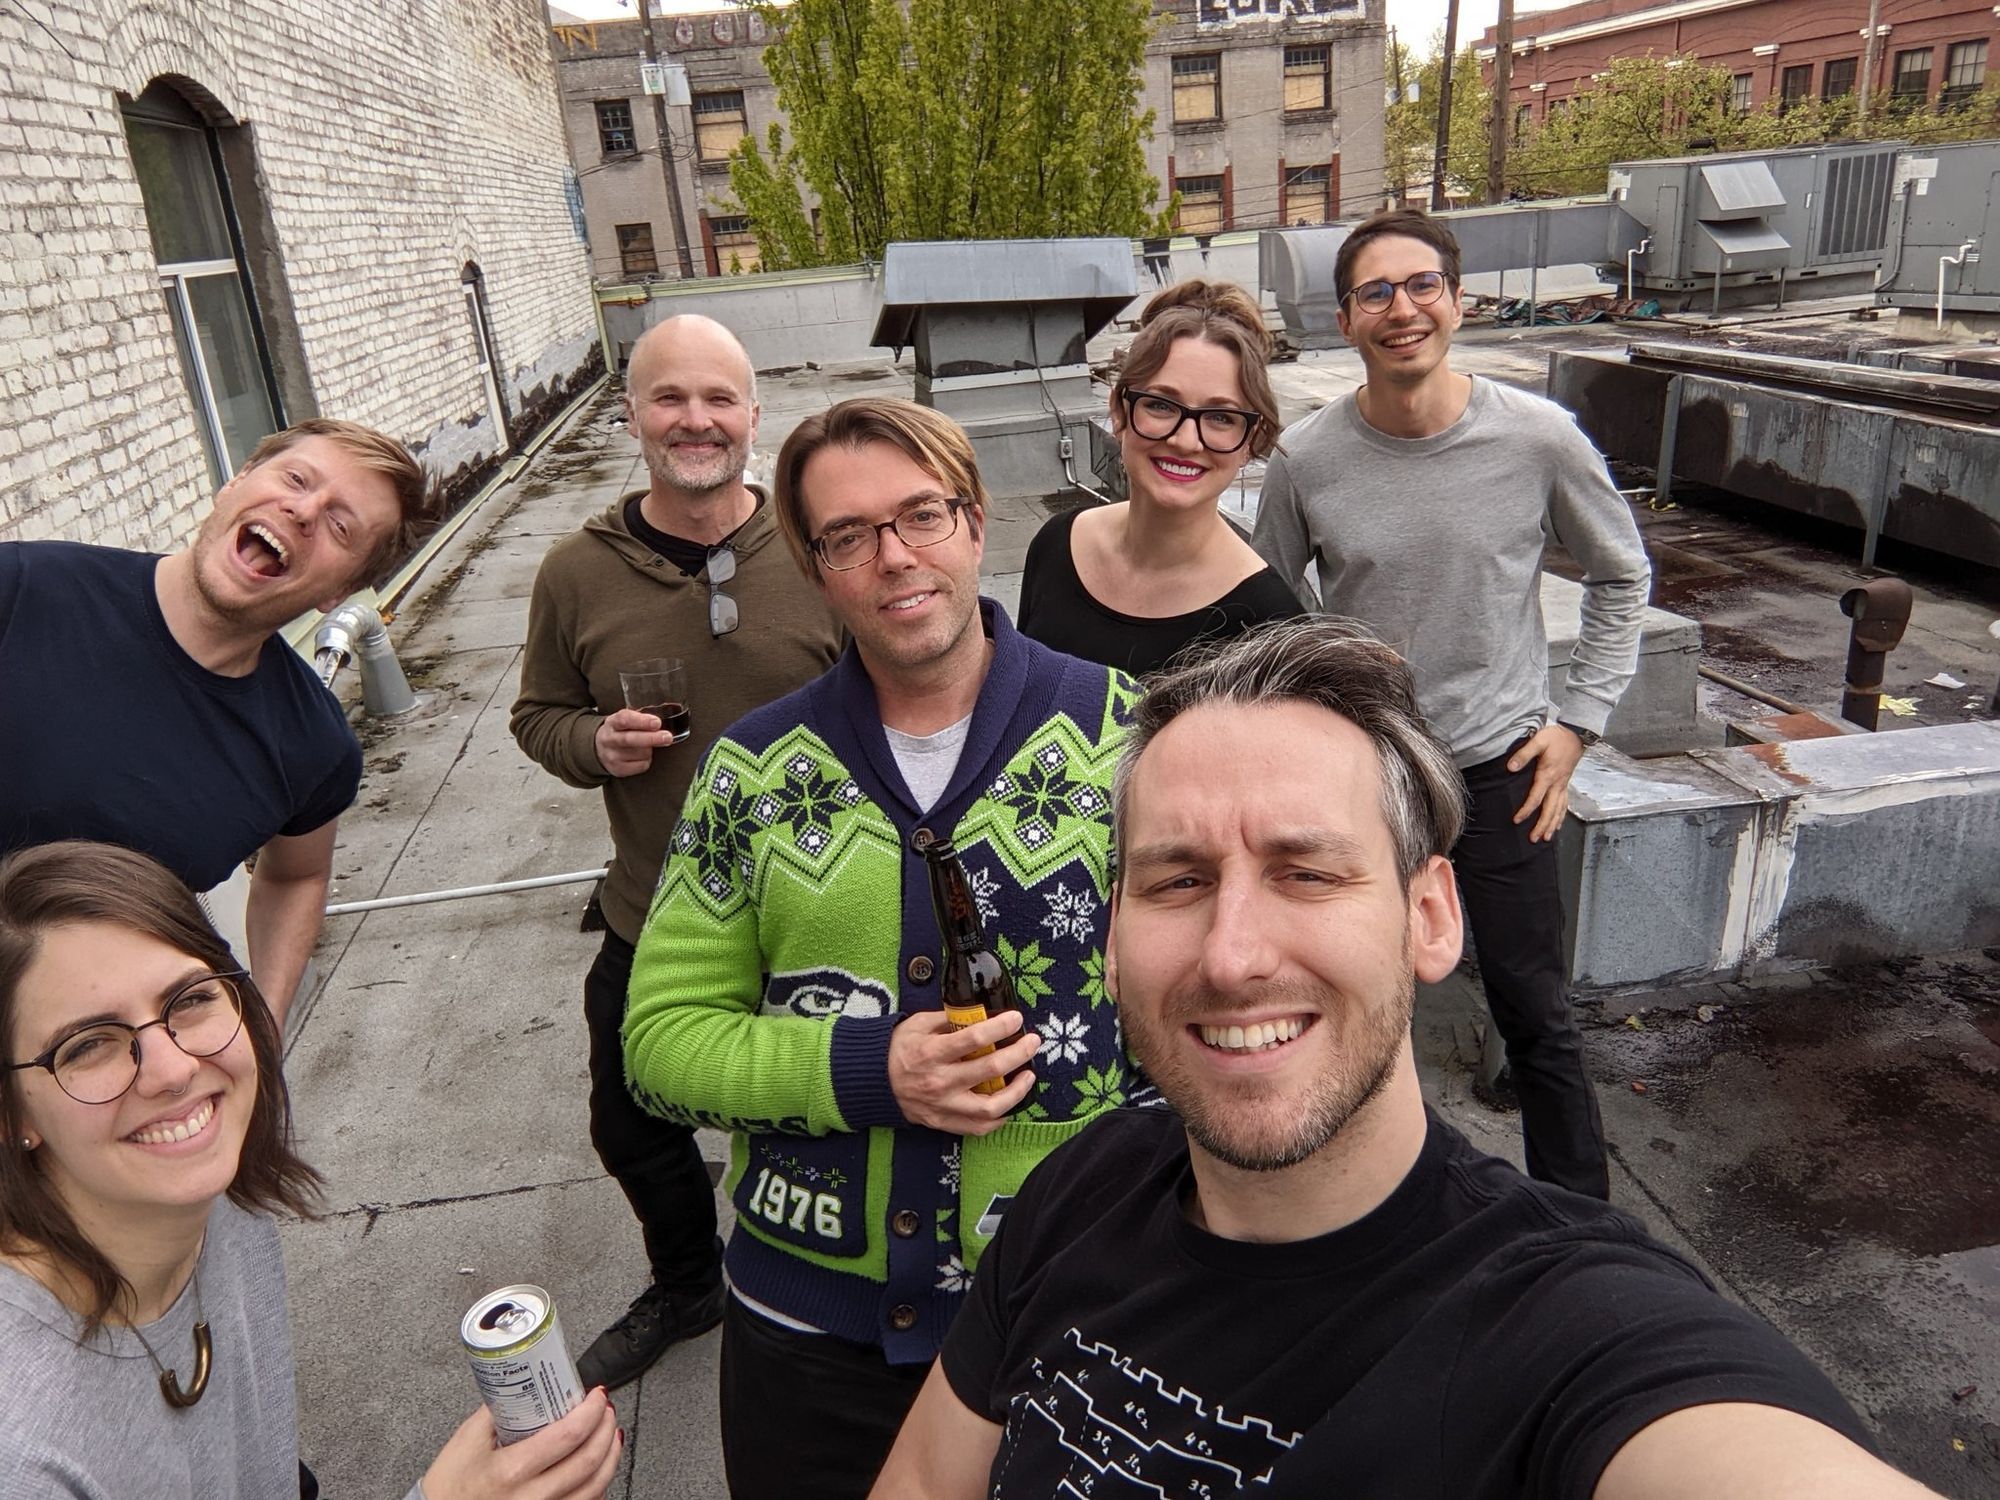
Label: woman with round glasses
xmin=0 ymin=840 xmax=621 ymax=1499
xmin=1017 ymin=279 xmax=1303 ymax=677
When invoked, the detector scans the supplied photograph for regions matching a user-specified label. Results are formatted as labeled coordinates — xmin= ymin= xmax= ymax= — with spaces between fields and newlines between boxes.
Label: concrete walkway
xmin=280 ymin=350 xmax=1997 ymax=1498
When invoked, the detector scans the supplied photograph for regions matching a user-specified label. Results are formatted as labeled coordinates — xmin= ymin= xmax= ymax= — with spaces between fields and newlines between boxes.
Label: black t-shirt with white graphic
xmin=944 ymin=1108 xmax=1870 ymax=1500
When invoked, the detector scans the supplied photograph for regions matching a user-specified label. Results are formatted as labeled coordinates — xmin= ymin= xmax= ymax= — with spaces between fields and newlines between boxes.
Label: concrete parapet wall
xmin=1562 ymin=722 xmax=2000 ymax=991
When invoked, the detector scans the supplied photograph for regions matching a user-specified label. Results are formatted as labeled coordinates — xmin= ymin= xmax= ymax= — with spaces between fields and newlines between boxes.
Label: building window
xmin=1547 ymin=95 xmax=1572 ymax=118
xmin=1172 ymin=54 xmax=1222 ymax=124
xmin=616 ymin=222 xmax=659 ymax=278
xmin=1728 ymin=73 xmax=1754 ymax=114
xmin=711 ymin=215 xmax=761 ymax=274
xmin=596 ymin=100 xmax=636 ymax=156
xmin=1942 ymin=40 xmax=1988 ymax=107
xmin=122 ymin=81 xmax=282 ymax=488
xmin=1822 ymin=57 xmax=1858 ymax=100
xmin=1779 ymin=64 xmax=1813 ymax=112
xmin=1514 ymin=103 xmax=1533 ymax=140
xmin=1283 ymin=163 xmax=1331 ymax=224
xmin=1891 ymin=48 xmax=1932 ymax=103
xmin=1283 ymin=45 xmax=1330 ymax=112
xmin=693 ymin=90 xmax=747 ymax=163
xmin=1175 ymin=173 xmax=1224 ymax=233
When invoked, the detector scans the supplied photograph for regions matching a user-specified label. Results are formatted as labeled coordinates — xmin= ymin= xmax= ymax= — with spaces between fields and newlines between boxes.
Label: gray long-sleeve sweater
xmin=1252 ymin=376 xmax=1652 ymax=768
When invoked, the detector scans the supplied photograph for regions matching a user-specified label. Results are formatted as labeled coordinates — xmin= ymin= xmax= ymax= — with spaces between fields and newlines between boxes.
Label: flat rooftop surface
xmin=282 ymin=308 xmax=1999 ymax=1498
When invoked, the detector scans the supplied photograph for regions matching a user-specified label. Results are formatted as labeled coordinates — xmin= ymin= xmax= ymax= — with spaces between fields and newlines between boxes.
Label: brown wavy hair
xmin=1111 ymin=279 xmax=1282 ymax=461
xmin=0 ymin=841 xmax=323 ymax=1335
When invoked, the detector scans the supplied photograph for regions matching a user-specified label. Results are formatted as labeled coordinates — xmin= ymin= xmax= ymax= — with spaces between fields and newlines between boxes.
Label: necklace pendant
xmin=159 ymin=1320 xmax=213 ymax=1408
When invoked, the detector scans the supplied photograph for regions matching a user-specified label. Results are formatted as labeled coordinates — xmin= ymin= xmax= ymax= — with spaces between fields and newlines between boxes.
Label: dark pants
xmin=1454 ymin=750 xmax=1611 ymax=1199
xmin=584 ymin=929 xmax=722 ymax=1291
xmin=719 ymin=1296 xmax=928 ymax=1500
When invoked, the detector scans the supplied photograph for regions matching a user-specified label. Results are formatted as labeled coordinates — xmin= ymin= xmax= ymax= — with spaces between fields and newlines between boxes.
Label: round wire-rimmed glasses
xmin=1117 ymin=388 xmax=1261 ymax=455
xmin=1344 ymin=270 xmax=1452 ymax=316
xmin=6 ymin=970 xmax=250 ymax=1105
xmin=812 ymin=498 xmax=970 ymax=572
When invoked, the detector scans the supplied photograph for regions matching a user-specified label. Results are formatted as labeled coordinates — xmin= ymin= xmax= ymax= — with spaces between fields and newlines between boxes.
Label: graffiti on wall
xmin=1196 ymin=0 xmax=1362 ymax=25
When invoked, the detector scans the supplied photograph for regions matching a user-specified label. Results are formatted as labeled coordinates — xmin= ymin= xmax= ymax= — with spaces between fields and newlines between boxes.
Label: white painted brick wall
xmin=1 ymin=0 xmax=597 ymax=549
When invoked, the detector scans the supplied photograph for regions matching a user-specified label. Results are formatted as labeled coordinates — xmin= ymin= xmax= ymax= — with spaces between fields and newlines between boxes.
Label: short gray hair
xmin=1112 ymin=618 xmax=1467 ymax=884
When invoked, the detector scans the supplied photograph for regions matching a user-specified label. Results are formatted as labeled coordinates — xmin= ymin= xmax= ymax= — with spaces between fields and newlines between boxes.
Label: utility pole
xmin=1487 ymin=0 xmax=1514 ymax=204
xmin=1857 ymin=0 xmax=1884 ymax=125
xmin=636 ymin=0 xmax=696 ymax=279
xmin=1429 ymin=0 xmax=1461 ymax=210
xmin=1389 ymin=26 xmax=1407 ymax=202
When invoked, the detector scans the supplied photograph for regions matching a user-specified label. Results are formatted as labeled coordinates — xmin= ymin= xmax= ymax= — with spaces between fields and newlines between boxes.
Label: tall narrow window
xmin=1892 ymin=48 xmax=1932 ymax=103
xmin=1728 ymin=73 xmax=1755 ymax=114
xmin=709 ymin=215 xmax=761 ymax=274
xmin=1942 ymin=40 xmax=1987 ymax=107
xmin=1175 ymin=174 xmax=1224 ymax=233
xmin=616 ymin=223 xmax=659 ymax=278
xmin=693 ymin=90 xmax=747 ymax=163
xmin=1779 ymin=64 xmax=1813 ymax=112
xmin=1822 ymin=57 xmax=1858 ymax=100
xmin=1283 ymin=45 xmax=1330 ymax=113
xmin=1514 ymin=103 xmax=1534 ymax=139
xmin=596 ymin=100 xmax=636 ymax=156
xmin=121 ymin=82 xmax=281 ymax=488
xmin=1283 ymin=164 xmax=1331 ymax=224
xmin=1172 ymin=54 xmax=1222 ymax=124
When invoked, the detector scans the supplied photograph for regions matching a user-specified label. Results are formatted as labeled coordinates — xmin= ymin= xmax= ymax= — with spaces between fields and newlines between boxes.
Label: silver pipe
xmin=325 ymin=868 xmax=608 ymax=917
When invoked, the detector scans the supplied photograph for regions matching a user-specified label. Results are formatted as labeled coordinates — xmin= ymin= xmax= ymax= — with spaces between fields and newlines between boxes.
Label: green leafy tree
xmin=1503 ymin=55 xmax=2000 ymax=199
xmin=728 ymin=0 xmax=1170 ymax=270
xmin=1384 ymin=35 xmax=1493 ymax=205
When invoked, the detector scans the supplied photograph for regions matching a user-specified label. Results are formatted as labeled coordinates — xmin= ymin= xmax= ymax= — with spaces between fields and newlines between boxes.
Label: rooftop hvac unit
xmin=870 ymin=238 xmax=1137 ymax=498
xmin=1874 ymin=140 xmax=2000 ymax=319
xmin=1610 ymin=142 xmax=1900 ymax=308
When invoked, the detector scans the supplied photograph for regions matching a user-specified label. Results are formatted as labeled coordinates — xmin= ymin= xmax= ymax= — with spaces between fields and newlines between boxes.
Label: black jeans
xmin=584 ymin=929 xmax=722 ymax=1291
xmin=719 ymin=1296 xmax=929 ymax=1500
xmin=1454 ymin=749 xmax=1611 ymax=1199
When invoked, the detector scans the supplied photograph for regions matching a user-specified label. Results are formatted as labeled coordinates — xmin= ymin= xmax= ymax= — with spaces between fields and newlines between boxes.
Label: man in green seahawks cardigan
xmin=624 ymin=397 xmax=1145 ymax=1498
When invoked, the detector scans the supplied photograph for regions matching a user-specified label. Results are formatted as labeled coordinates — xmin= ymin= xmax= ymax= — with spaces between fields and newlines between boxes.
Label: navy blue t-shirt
xmin=0 ymin=541 xmax=361 ymax=891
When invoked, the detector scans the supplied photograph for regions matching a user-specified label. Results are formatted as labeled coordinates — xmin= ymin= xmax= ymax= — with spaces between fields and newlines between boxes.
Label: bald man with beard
xmin=511 ymin=316 xmax=843 ymax=1389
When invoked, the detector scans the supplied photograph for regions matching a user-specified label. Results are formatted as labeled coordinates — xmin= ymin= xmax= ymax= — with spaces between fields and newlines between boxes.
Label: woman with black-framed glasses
xmin=0 ymin=841 xmax=621 ymax=1499
xmin=1016 ymin=279 xmax=1304 ymax=677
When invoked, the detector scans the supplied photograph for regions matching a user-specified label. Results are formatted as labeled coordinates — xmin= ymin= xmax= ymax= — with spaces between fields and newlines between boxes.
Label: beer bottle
xmin=922 ymin=836 xmax=1019 ymax=1096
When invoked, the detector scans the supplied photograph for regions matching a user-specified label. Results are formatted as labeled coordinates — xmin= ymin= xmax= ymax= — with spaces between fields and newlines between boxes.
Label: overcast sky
xmin=553 ymin=1 xmax=1549 ymax=53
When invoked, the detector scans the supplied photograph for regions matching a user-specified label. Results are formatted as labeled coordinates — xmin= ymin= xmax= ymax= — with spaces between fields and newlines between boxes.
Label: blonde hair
xmin=772 ymin=397 xmax=990 ymax=580
xmin=241 ymin=418 xmax=441 ymax=586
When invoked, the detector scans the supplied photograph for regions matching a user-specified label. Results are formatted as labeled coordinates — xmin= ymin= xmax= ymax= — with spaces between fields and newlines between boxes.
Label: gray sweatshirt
xmin=0 ymin=1199 xmax=424 ymax=1500
xmin=1252 ymin=376 xmax=1652 ymax=768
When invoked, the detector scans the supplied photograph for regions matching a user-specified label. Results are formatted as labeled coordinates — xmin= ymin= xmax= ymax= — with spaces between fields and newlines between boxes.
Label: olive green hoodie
xmin=510 ymin=489 xmax=843 ymax=941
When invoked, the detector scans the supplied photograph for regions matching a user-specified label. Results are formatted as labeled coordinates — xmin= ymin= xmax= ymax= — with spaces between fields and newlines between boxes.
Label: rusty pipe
xmin=1837 ymin=578 xmax=1914 ymax=730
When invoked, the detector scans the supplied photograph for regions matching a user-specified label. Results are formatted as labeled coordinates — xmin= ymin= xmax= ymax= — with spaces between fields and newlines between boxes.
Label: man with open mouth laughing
xmin=0 ymin=418 xmax=434 ymax=1024
xmin=1253 ymin=207 xmax=1652 ymax=1202
xmin=873 ymin=619 xmax=1938 ymax=1500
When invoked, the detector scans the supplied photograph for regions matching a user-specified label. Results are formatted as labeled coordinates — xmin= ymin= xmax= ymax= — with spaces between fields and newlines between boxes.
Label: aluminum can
xmin=460 ymin=1284 xmax=584 ymax=1445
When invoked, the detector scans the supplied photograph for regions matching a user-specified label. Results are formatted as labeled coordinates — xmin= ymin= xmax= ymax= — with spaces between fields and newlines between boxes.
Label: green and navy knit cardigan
xmin=625 ymin=601 xmax=1149 ymax=1364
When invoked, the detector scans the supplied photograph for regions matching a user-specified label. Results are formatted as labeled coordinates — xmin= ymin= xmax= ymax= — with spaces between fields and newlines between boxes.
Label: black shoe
xmin=1472 ymin=1062 xmax=1520 ymax=1113
xmin=576 ymin=1281 xmax=725 ymax=1390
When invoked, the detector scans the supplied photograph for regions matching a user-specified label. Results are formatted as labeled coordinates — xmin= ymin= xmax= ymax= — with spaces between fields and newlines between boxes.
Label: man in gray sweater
xmin=1252 ymin=208 xmax=1650 ymax=1199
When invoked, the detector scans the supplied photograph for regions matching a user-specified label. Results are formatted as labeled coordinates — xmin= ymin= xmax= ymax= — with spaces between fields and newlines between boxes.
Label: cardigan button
xmin=889 ymin=1303 xmax=918 ymax=1332
xmin=907 ymin=955 xmax=934 ymax=984
xmin=892 ymin=1209 xmax=921 ymax=1238
xmin=910 ymin=826 xmax=936 ymax=851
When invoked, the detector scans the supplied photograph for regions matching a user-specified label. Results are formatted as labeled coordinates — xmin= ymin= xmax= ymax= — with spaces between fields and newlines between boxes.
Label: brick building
xmin=1478 ymin=0 xmax=1997 ymax=128
xmin=550 ymin=0 xmax=1387 ymax=283
xmin=1 ymin=0 xmax=597 ymax=552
